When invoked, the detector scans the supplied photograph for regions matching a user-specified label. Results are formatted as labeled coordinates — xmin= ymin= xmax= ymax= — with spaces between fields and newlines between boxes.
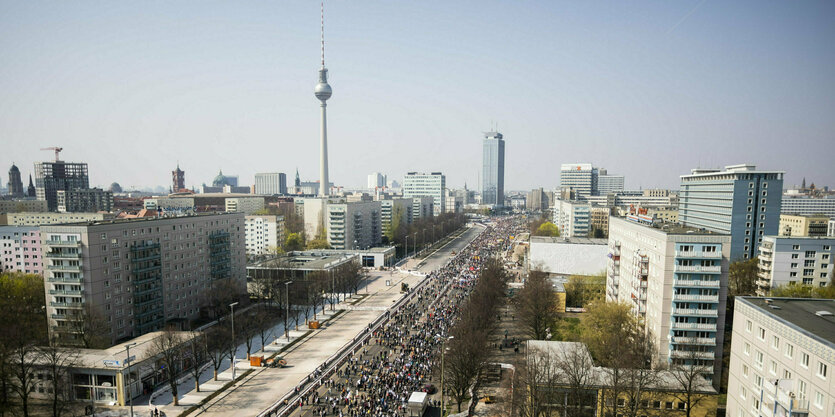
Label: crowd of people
xmin=288 ymin=216 xmax=525 ymax=417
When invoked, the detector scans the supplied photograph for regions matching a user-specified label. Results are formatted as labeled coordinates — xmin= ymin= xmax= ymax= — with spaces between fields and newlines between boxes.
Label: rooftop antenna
xmin=321 ymin=0 xmax=325 ymax=67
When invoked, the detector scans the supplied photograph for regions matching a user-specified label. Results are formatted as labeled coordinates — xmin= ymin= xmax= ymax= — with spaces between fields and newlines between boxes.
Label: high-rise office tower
xmin=254 ymin=173 xmax=287 ymax=195
xmin=482 ymin=131 xmax=505 ymax=206
xmin=314 ymin=2 xmax=332 ymax=197
xmin=172 ymin=164 xmax=185 ymax=192
xmin=34 ymin=160 xmax=90 ymax=211
xmin=403 ymin=172 xmax=446 ymax=216
xmin=6 ymin=164 xmax=24 ymax=197
xmin=679 ymin=164 xmax=784 ymax=260
xmin=560 ymin=163 xmax=598 ymax=199
xmin=597 ymin=168 xmax=624 ymax=195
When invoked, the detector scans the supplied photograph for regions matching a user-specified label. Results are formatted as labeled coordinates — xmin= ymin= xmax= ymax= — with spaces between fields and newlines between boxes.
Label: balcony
xmin=44 ymin=240 xmax=81 ymax=247
xmin=675 ymin=265 xmax=721 ymax=273
xmin=47 ymin=264 xmax=82 ymax=272
xmin=671 ymin=337 xmax=716 ymax=346
xmin=670 ymin=350 xmax=715 ymax=360
xmin=49 ymin=301 xmax=83 ymax=308
xmin=49 ymin=289 xmax=84 ymax=296
xmin=676 ymin=251 xmax=722 ymax=258
xmin=674 ymin=279 xmax=720 ymax=288
xmin=674 ymin=293 xmax=719 ymax=302
xmin=671 ymin=322 xmax=717 ymax=331
xmin=45 ymin=251 xmax=82 ymax=259
xmin=673 ymin=308 xmax=718 ymax=317
xmin=47 ymin=276 xmax=84 ymax=283
xmin=51 ymin=313 xmax=68 ymax=320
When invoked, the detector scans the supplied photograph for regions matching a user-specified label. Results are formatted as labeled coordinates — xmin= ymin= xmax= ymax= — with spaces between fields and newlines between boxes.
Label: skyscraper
xmin=314 ymin=2 xmax=332 ymax=197
xmin=403 ymin=172 xmax=445 ymax=216
xmin=597 ymin=168 xmax=625 ymax=195
xmin=482 ymin=131 xmax=505 ymax=206
xmin=34 ymin=161 xmax=90 ymax=211
xmin=172 ymin=164 xmax=185 ymax=192
xmin=367 ymin=172 xmax=386 ymax=189
xmin=6 ymin=164 xmax=24 ymax=197
xmin=679 ymin=164 xmax=784 ymax=260
xmin=559 ymin=163 xmax=598 ymax=199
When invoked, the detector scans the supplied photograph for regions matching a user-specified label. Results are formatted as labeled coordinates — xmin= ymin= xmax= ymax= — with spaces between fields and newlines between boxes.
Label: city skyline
xmin=1 ymin=1 xmax=833 ymax=190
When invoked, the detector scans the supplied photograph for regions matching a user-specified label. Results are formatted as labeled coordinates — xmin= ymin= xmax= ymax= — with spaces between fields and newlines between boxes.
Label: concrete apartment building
xmin=403 ymin=172 xmax=445 ymax=216
xmin=225 ymin=196 xmax=265 ymax=214
xmin=327 ymin=200 xmax=381 ymax=250
xmin=756 ymin=236 xmax=835 ymax=295
xmin=410 ymin=196 xmax=434 ymax=220
xmin=727 ymin=297 xmax=835 ymax=417
xmin=367 ymin=172 xmax=386 ymax=190
xmin=254 ymin=172 xmax=287 ymax=195
xmin=0 ymin=226 xmax=43 ymax=274
xmin=0 ymin=212 xmax=112 ymax=226
xmin=244 ymin=215 xmax=285 ymax=256
xmin=782 ymin=195 xmax=835 ymax=218
xmin=830 ymin=219 xmax=835 ymax=237
xmin=584 ymin=190 xmax=679 ymax=209
xmin=57 ymin=188 xmax=113 ymax=213
xmin=780 ymin=214 xmax=830 ymax=237
xmin=679 ymin=164 xmax=783 ymax=260
xmin=554 ymin=199 xmax=591 ymax=237
xmin=607 ymin=215 xmax=731 ymax=385
xmin=40 ymin=213 xmax=246 ymax=346
xmin=380 ymin=198 xmax=413 ymax=235
xmin=0 ymin=199 xmax=48 ymax=213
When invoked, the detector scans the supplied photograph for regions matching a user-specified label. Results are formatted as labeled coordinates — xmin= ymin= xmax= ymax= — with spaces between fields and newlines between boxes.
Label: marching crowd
xmin=291 ymin=217 xmax=524 ymax=417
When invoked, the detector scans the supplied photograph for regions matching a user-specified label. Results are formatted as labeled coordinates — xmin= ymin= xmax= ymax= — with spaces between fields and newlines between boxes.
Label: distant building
xmin=756 ymin=236 xmax=835 ymax=295
xmin=0 ymin=212 xmax=112 ymax=226
xmin=34 ymin=160 xmax=90 ymax=211
xmin=779 ymin=214 xmax=830 ymax=237
xmin=56 ymin=188 xmax=113 ymax=213
xmin=528 ymin=236 xmax=608 ymax=276
xmin=0 ymin=199 xmax=48 ymax=214
xmin=830 ymin=219 xmax=835 ymax=237
xmin=590 ymin=206 xmax=614 ymax=234
xmin=584 ymin=191 xmax=679 ymax=209
xmin=6 ymin=164 xmax=24 ymax=197
xmin=607 ymin=216 xmax=731 ymax=385
xmin=172 ymin=164 xmax=185 ymax=192
xmin=526 ymin=188 xmax=547 ymax=211
xmin=560 ymin=163 xmax=597 ymax=199
xmin=445 ymin=193 xmax=464 ymax=213
xmin=254 ymin=172 xmax=287 ymax=195
xmin=482 ymin=131 xmax=505 ymax=206
xmin=0 ymin=226 xmax=43 ymax=274
xmin=109 ymin=182 xmax=122 ymax=193
xmin=380 ymin=198 xmax=412 ymax=237
xmin=679 ymin=164 xmax=784 ymax=260
xmin=781 ymin=195 xmax=835 ymax=217
xmin=225 ymin=196 xmax=265 ymax=214
xmin=403 ymin=172 xmax=445 ymax=216
xmin=41 ymin=213 xmax=246 ymax=345
xmin=26 ymin=175 xmax=35 ymax=197
xmin=244 ymin=215 xmax=285 ymax=256
xmin=367 ymin=172 xmax=387 ymax=190
xmin=597 ymin=168 xmax=624 ymax=195
xmin=410 ymin=196 xmax=434 ymax=220
xmin=647 ymin=206 xmax=679 ymax=223
xmin=327 ymin=200 xmax=381 ymax=250
xmin=211 ymin=170 xmax=238 ymax=187
xmin=554 ymin=199 xmax=591 ymax=237
xmin=727 ymin=297 xmax=835 ymax=417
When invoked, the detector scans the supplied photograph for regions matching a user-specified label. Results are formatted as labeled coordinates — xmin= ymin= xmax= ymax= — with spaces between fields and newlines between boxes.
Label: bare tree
xmin=186 ymin=332 xmax=206 ymax=392
xmin=668 ymin=349 xmax=715 ymax=417
xmin=204 ymin=327 xmax=231 ymax=381
xmin=555 ymin=344 xmax=596 ymax=417
xmin=149 ymin=330 xmax=185 ymax=406
xmin=515 ymin=270 xmax=557 ymax=340
xmin=254 ymin=309 xmax=276 ymax=350
xmin=63 ymin=305 xmax=110 ymax=348
xmin=37 ymin=337 xmax=78 ymax=417
xmin=241 ymin=314 xmax=260 ymax=360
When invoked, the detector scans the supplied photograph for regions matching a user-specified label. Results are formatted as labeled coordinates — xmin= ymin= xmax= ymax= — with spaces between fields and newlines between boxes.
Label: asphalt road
xmin=417 ymin=225 xmax=485 ymax=273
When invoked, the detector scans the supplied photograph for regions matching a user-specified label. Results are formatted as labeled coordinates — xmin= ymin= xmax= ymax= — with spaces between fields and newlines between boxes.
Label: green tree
xmin=514 ymin=270 xmax=557 ymax=340
xmin=729 ymin=257 xmax=759 ymax=296
xmin=580 ymin=301 xmax=640 ymax=367
xmin=771 ymin=283 xmax=835 ymax=299
xmin=284 ymin=233 xmax=304 ymax=251
xmin=306 ymin=238 xmax=331 ymax=250
xmin=564 ymin=273 xmax=605 ymax=308
xmin=534 ymin=221 xmax=560 ymax=237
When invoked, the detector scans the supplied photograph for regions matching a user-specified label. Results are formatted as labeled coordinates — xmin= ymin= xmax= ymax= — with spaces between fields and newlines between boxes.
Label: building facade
xmin=244 ymin=215 xmax=285 ymax=256
xmin=756 ymin=236 xmax=835 ymax=295
xmin=782 ymin=196 xmax=835 ymax=218
xmin=0 ymin=199 xmax=48 ymax=214
xmin=367 ymin=172 xmax=386 ymax=190
xmin=172 ymin=164 xmax=185 ymax=192
xmin=607 ymin=216 xmax=731 ymax=385
xmin=34 ymin=161 xmax=90 ymax=212
xmin=0 ymin=212 xmax=111 ymax=226
xmin=597 ymin=168 xmax=625 ymax=195
xmin=560 ymin=163 xmax=597 ymax=198
xmin=326 ymin=201 xmax=382 ymax=250
xmin=481 ymin=131 xmax=505 ymax=206
xmin=380 ymin=198 xmax=412 ymax=238
xmin=590 ymin=206 xmax=614 ymax=235
xmin=0 ymin=226 xmax=43 ymax=274
xmin=40 ymin=213 xmax=246 ymax=345
xmin=727 ymin=297 xmax=835 ymax=417
xmin=403 ymin=172 xmax=445 ymax=216
xmin=225 ymin=197 xmax=265 ymax=214
xmin=7 ymin=164 xmax=24 ymax=197
xmin=679 ymin=164 xmax=784 ymax=260
xmin=554 ymin=199 xmax=591 ymax=237
xmin=56 ymin=188 xmax=114 ymax=213
xmin=779 ymin=214 xmax=830 ymax=237
xmin=254 ymin=172 xmax=287 ymax=195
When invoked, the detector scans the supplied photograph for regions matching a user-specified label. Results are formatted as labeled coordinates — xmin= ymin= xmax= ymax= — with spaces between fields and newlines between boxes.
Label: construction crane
xmin=40 ymin=147 xmax=63 ymax=161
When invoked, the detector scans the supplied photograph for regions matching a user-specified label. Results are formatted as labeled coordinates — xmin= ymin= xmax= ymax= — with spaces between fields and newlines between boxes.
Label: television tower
xmin=314 ymin=1 xmax=332 ymax=196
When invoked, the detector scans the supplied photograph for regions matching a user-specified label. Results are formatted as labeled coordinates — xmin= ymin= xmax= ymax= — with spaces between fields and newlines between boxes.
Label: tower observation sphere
xmin=315 ymin=68 xmax=332 ymax=101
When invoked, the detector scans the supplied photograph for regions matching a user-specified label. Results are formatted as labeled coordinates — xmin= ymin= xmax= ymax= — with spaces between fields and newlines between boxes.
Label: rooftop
xmin=739 ymin=297 xmax=835 ymax=348
xmin=611 ymin=216 xmax=727 ymax=236
xmin=42 ymin=212 xmax=240 ymax=227
xmin=530 ymin=236 xmax=608 ymax=245
xmin=248 ymin=251 xmax=358 ymax=270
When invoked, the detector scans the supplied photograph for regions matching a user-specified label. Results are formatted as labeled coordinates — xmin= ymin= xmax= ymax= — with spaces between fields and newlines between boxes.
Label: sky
xmin=1 ymin=0 xmax=833 ymax=192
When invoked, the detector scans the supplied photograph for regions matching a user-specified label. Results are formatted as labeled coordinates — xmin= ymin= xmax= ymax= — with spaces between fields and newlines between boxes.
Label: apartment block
xmin=225 ymin=196 xmax=265 ymax=214
xmin=244 ymin=215 xmax=285 ymax=256
xmin=0 ymin=212 xmax=112 ymax=226
xmin=679 ymin=164 xmax=784 ymax=260
xmin=403 ymin=172 xmax=445 ymax=216
xmin=40 ymin=213 xmax=246 ymax=346
xmin=554 ymin=199 xmax=591 ymax=237
xmin=380 ymin=198 xmax=413 ymax=236
xmin=607 ymin=215 xmax=731 ymax=385
xmin=756 ymin=236 xmax=835 ymax=295
xmin=727 ymin=297 xmax=835 ymax=417
xmin=57 ymin=188 xmax=114 ymax=213
xmin=0 ymin=226 xmax=43 ymax=274
xmin=327 ymin=200 xmax=381 ymax=250
xmin=780 ymin=214 xmax=830 ymax=237
xmin=782 ymin=196 xmax=835 ymax=218
xmin=0 ymin=199 xmax=48 ymax=214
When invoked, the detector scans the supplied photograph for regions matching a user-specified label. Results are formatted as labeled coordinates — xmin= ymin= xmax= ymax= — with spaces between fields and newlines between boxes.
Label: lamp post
xmin=124 ymin=342 xmax=136 ymax=416
xmin=229 ymin=302 xmax=239 ymax=380
xmin=440 ymin=335 xmax=454 ymax=417
xmin=422 ymin=230 xmax=427 ymax=254
xmin=404 ymin=235 xmax=409 ymax=260
xmin=285 ymin=281 xmax=293 ymax=341
xmin=413 ymin=232 xmax=417 ymax=257
xmin=331 ymin=269 xmax=335 ymax=311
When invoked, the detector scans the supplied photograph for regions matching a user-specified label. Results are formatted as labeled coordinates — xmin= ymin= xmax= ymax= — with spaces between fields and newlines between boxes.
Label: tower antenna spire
xmin=321 ymin=1 xmax=325 ymax=67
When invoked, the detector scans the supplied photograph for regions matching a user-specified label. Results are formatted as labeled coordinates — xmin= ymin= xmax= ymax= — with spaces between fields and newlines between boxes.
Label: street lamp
xmin=404 ymin=235 xmax=409 ymax=260
xmin=331 ymin=269 xmax=335 ymax=311
xmin=284 ymin=281 xmax=293 ymax=341
xmin=440 ymin=335 xmax=454 ymax=417
xmin=422 ymin=230 xmax=427 ymax=254
xmin=229 ymin=302 xmax=239 ymax=380
xmin=124 ymin=342 xmax=137 ymax=417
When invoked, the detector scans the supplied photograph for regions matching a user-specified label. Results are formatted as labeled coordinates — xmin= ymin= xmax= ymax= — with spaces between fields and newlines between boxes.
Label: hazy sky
xmin=1 ymin=1 xmax=833 ymax=192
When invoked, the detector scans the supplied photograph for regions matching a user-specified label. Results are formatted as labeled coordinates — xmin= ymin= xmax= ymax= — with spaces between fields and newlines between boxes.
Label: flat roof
xmin=739 ymin=297 xmax=835 ymax=348
xmin=530 ymin=236 xmax=608 ymax=245
xmin=611 ymin=216 xmax=727 ymax=236
xmin=44 ymin=212 xmax=240 ymax=227
xmin=249 ymin=252 xmax=357 ymax=270
xmin=166 ymin=193 xmax=258 ymax=198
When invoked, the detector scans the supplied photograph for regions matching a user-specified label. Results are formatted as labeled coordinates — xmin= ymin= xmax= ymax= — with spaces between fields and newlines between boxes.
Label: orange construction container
xmin=250 ymin=355 xmax=264 ymax=367
xmin=309 ymin=321 xmax=320 ymax=329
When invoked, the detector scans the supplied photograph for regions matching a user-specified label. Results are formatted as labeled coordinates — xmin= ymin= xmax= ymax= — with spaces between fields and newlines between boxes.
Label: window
xmin=806 ymin=250 xmax=817 ymax=258
xmin=740 ymin=387 xmax=747 ymax=399
xmin=818 ymin=362 xmax=828 ymax=379
xmin=744 ymin=342 xmax=751 ymax=355
xmin=785 ymin=343 xmax=794 ymax=358
xmin=746 ymin=320 xmax=752 ymax=332
xmin=792 ymin=253 xmax=799 ymax=259
xmin=801 ymin=352 xmax=809 ymax=368
xmin=793 ymin=245 xmax=800 ymax=250
xmin=815 ymin=391 xmax=824 ymax=409
xmin=772 ymin=335 xmax=779 ymax=349
xmin=754 ymin=374 xmax=763 ymax=387
xmin=791 ymin=263 xmax=798 ymax=268
xmin=755 ymin=350 xmax=763 ymax=369
xmin=743 ymin=364 xmax=749 ymax=377
xmin=758 ymin=327 xmax=766 ymax=340
xmin=770 ymin=360 xmax=777 ymax=375
xmin=784 ymin=369 xmax=792 ymax=380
